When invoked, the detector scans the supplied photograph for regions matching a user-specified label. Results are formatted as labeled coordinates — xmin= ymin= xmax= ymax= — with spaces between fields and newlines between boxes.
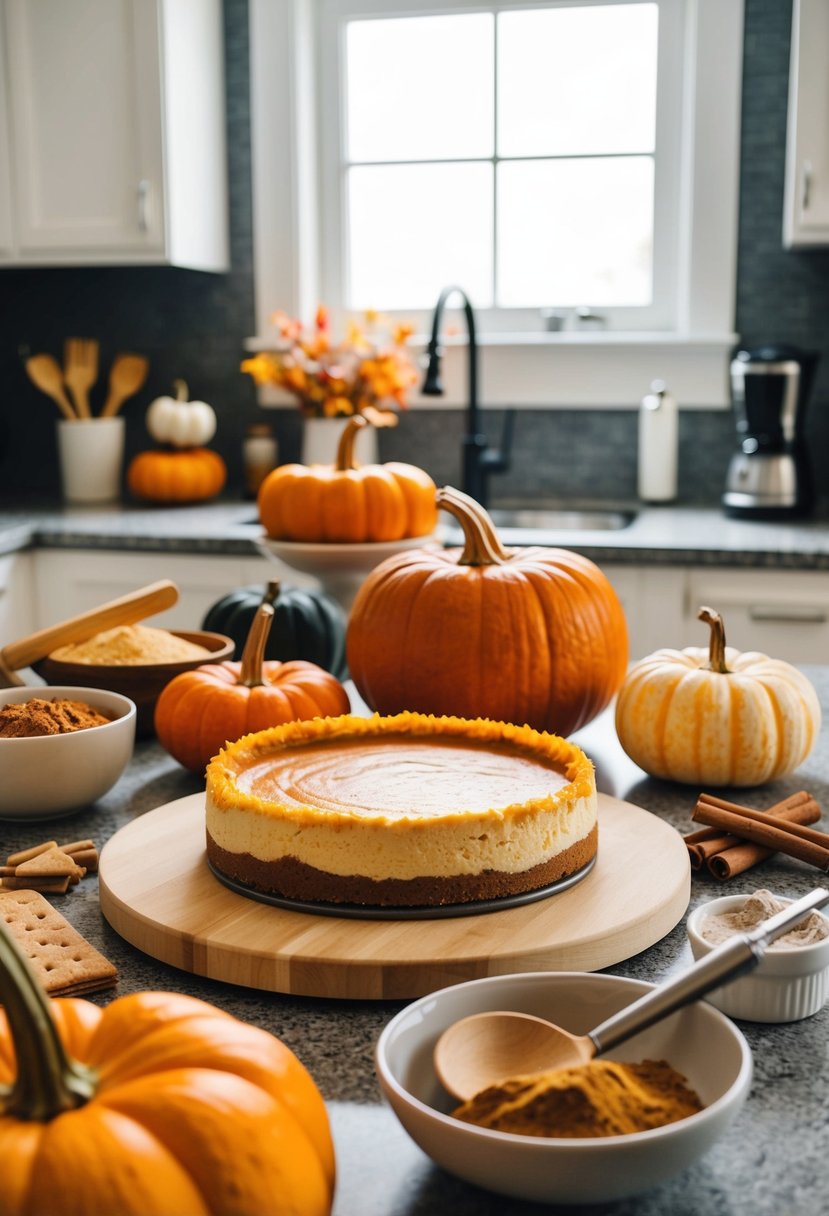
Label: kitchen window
xmin=249 ymin=0 xmax=744 ymax=408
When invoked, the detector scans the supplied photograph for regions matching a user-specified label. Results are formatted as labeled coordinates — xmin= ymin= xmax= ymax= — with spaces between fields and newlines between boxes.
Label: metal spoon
xmin=434 ymin=887 xmax=829 ymax=1102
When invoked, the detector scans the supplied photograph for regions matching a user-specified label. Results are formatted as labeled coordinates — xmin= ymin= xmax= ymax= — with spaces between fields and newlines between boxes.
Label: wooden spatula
xmin=100 ymin=353 xmax=150 ymax=417
xmin=0 ymin=580 xmax=179 ymax=687
xmin=24 ymin=354 xmax=77 ymax=422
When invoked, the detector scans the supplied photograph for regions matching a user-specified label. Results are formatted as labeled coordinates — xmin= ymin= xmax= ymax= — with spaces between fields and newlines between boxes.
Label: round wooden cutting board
xmin=99 ymin=793 xmax=690 ymax=1000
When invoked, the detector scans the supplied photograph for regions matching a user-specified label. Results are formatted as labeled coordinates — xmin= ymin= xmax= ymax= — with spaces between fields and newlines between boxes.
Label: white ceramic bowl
xmin=0 ymin=685 xmax=136 ymax=820
xmin=687 ymin=893 xmax=829 ymax=1023
xmin=375 ymin=971 xmax=752 ymax=1206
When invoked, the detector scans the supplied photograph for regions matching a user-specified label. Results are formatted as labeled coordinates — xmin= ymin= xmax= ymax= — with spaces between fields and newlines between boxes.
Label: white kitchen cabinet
xmin=686 ymin=566 xmax=829 ymax=663
xmin=603 ymin=565 xmax=687 ymax=661
xmin=0 ymin=0 xmax=228 ymax=270
xmin=31 ymin=550 xmax=316 ymax=631
xmin=0 ymin=551 xmax=35 ymax=645
xmin=783 ymin=0 xmax=829 ymax=247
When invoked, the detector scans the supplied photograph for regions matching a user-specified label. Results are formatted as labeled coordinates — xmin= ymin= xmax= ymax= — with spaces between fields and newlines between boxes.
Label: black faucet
xmin=421 ymin=285 xmax=514 ymax=509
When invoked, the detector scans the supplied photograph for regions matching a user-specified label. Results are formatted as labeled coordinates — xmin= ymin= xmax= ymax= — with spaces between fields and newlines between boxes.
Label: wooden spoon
xmin=0 ymin=579 xmax=179 ymax=687
xmin=434 ymin=887 xmax=829 ymax=1101
xmin=24 ymin=354 xmax=77 ymax=422
xmin=100 ymin=353 xmax=150 ymax=417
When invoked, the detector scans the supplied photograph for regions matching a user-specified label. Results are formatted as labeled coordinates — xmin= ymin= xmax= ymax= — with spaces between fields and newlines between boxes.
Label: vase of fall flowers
xmin=241 ymin=307 xmax=417 ymax=466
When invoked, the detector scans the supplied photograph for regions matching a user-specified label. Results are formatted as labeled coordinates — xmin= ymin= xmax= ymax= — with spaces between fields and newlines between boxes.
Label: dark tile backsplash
xmin=1 ymin=0 xmax=828 ymax=513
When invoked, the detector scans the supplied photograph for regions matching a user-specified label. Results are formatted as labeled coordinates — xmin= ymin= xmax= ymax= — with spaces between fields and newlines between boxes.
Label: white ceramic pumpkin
xmin=614 ymin=605 xmax=821 ymax=787
xmin=146 ymin=378 xmax=217 ymax=447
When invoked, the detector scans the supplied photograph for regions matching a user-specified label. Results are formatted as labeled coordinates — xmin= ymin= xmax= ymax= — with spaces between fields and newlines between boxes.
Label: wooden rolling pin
xmin=0 ymin=580 xmax=179 ymax=687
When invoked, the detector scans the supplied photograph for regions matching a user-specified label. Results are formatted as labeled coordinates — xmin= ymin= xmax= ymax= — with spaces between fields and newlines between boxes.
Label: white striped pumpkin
xmin=614 ymin=606 xmax=821 ymax=787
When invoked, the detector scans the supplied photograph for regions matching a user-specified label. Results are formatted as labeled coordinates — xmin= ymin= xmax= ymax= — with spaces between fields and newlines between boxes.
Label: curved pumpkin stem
xmin=172 ymin=378 xmax=189 ymax=402
xmin=335 ymin=416 xmax=370 ymax=472
xmin=699 ymin=605 xmax=730 ymax=674
xmin=239 ymin=603 xmax=275 ymax=688
xmin=0 ymin=919 xmax=97 ymax=1120
xmin=436 ymin=486 xmax=511 ymax=567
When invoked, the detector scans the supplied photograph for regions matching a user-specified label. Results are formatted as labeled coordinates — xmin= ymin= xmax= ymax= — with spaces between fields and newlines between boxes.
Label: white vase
xmin=301 ymin=416 xmax=378 ymax=467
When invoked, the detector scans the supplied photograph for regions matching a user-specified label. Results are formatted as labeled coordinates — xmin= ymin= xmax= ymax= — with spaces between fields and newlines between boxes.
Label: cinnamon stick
xmin=692 ymin=795 xmax=829 ymax=873
xmin=683 ymin=792 xmax=818 ymax=872
xmin=708 ymin=798 xmax=822 ymax=880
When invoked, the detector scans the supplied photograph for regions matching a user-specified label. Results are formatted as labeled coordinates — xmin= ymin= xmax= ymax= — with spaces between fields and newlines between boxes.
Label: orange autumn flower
xmin=242 ymin=307 xmax=417 ymax=419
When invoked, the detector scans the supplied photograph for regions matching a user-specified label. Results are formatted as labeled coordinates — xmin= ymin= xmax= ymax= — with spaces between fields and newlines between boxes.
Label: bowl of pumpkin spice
xmin=0 ymin=685 xmax=136 ymax=819
xmin=376 ymin=970 xmax=752 ymax=1206
xmin=35 ymin=623 xmax=233 ymax=737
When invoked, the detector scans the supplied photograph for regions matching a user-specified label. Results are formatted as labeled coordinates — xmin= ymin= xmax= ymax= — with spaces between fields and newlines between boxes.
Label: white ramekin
xmin=687 ymin=893 xmax=829 ymax=1023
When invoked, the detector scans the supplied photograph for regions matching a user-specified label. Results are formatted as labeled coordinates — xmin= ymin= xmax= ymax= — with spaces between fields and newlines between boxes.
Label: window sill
xmin=244 ymin=331 xmax=737 ymax=409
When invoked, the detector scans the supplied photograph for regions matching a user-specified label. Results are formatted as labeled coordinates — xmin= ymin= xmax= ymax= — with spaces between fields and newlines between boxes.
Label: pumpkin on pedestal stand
xmin=257 ymin=414 xmax=437 ymax=543
xmin=155 ymin=600 xmax=350 ymax=773
xmin=127 ymin=379 xmax=227 ymax=503
xmin=346 ymin=486 xmax=629 ymax=737
xmin=0 ymin=918 xmax=335 ymax=1216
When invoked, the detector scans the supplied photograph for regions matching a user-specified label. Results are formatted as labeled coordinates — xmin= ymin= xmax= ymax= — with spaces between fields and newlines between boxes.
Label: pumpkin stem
xmin=335 ymin=416 xmax=370 ymax=471
xmin=436 ymin=486 xmax=511 ymax=566
xmin=262 ymin=579 xmax=281 ymax=608
xmin=239 ymin=603 xmax=275 ymax=687
xmin=172 ymin=378 xmax=189 ymax=402
xmin=699 ymin=605 xmax=730 ymax=673
xmin=0 ymin=919 xmax=97 ymax=1120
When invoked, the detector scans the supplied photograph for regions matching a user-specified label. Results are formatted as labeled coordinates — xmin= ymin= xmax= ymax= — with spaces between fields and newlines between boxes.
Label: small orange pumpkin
xmin=346 ymin=486 xmax=629 ymax=737
xmin=257 ymin=415 xmax=437 ymax=542
xmin=0 ymin=918 xmax=335 ymax=1216
xmin=155 ymin=602 xmax=350 ymax=771
xmin=127 ymin=447 xmax=227 ymax=503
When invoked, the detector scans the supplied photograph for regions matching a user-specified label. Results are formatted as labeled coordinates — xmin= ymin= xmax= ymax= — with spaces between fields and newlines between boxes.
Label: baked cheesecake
xmin=205 ymin=713 xmax=597 ymax=907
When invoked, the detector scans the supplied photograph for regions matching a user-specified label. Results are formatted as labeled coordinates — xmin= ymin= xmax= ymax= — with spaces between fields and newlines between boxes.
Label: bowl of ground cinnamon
xmin=376 ymin=970 xmax=752 ymax=1206
xmin=0 ymin=685 xmax=136 ymax=819
xmin=35 ymin=624 xmax=233 ymax=737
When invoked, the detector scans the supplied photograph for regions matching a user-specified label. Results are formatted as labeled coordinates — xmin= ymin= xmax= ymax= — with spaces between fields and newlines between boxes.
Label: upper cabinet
xmin=0 ymin=0 xmax=229 ymax=271
xmin=783 ymin=0 xmax=829 ymax=247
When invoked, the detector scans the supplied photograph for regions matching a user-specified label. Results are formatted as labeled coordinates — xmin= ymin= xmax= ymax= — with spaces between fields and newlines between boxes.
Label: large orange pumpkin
xmin=155 ymin=602 xmax=350 ymax=771
xmin=257 ymin=415 xmax=437 ymax=542
xmin=127 ymin=448 xmax=227 ymax=503
xmin=346 ymin=486 xmax=629 ymax=737
xmin=0 ymin=919 xmax=335 ymax=1216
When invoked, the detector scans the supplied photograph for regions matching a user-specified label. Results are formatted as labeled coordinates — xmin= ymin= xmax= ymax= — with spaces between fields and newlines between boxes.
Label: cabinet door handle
xmin=801 ymin=160 xmax=813 ymax=211
xmin=137 ymin=180 xmax=150 ymax=232
xmin=749 ymin=605 xmax=827 ymax=624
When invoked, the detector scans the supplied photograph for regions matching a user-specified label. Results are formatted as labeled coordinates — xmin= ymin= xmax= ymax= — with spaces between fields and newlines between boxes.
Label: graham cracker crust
xmin=205 ymin=824 xmax=598 ymax=908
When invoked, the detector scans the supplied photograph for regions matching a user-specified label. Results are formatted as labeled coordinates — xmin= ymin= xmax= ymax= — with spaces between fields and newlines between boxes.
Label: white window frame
xmin=248 ymin=0 xmax=744 ymax=409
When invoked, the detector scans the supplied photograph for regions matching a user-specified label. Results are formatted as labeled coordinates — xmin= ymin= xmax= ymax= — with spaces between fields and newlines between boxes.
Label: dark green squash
xmin=202 ymin=580 xmax=347 ymax=678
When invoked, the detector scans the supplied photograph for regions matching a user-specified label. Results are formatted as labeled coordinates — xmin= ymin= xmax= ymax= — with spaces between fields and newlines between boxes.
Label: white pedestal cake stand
xmin=255 ymin=535 xmax=440 ymax=612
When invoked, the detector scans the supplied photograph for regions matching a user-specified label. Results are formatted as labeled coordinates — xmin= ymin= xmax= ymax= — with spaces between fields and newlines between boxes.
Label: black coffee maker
xmin=722 ymin=344 xmax=819 ymax=519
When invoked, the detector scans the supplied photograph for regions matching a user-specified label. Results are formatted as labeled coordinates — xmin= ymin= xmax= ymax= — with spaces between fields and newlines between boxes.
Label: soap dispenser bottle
xmin=637 ymin=379 xmax=678 ymax=502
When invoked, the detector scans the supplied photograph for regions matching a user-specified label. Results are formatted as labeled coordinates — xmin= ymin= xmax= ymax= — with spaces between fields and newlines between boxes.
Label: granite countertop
xmin=2 ymin=497 xmax=829 ymax=568
xmin=0 ymin=676 xmax=826 ymax=1216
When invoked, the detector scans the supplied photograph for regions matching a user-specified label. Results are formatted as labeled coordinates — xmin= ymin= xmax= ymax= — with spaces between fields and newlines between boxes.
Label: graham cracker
xmin=15 ymin=848 xmax=84 ymax=879
xmin=0 ymin=889 xmax=117 ymax=997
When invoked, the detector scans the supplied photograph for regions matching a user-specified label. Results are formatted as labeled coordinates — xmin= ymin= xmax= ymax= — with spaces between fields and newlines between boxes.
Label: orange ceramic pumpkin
xmin=257 ymin=416 xmax=437 ymax=542
xmin=155 ymin=602 xmax=350 ymax=771
xmin=346 ymin=486 xmax=629 ymax=737
xmin=127 ymin=447 xmax=227 ymax=503
xmin=0 ymin=919 xmax=335 ymax=1216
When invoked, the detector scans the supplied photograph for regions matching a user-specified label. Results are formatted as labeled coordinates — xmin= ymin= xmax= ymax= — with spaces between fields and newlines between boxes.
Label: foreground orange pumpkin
xmin=257 ymin=415 xmax=437 ymax=542
xmin=0 ymin=919 xmax=335 ymax=1216
xmin=127 ymin=446 xmax=227 ymax=503
xmin=347 ymin=486 xmax=629 ymax=736
xmin=155 ymin=602 xmax=350 ymax=771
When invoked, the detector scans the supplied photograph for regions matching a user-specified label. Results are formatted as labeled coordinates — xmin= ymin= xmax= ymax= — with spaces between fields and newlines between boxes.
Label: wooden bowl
xmin=35 ymin=630 xmax=234 ymax=737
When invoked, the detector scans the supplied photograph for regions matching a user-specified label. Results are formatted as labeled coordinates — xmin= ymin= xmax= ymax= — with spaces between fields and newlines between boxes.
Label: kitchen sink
xmin=486 ymin=508 xmax=636 ymax=532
